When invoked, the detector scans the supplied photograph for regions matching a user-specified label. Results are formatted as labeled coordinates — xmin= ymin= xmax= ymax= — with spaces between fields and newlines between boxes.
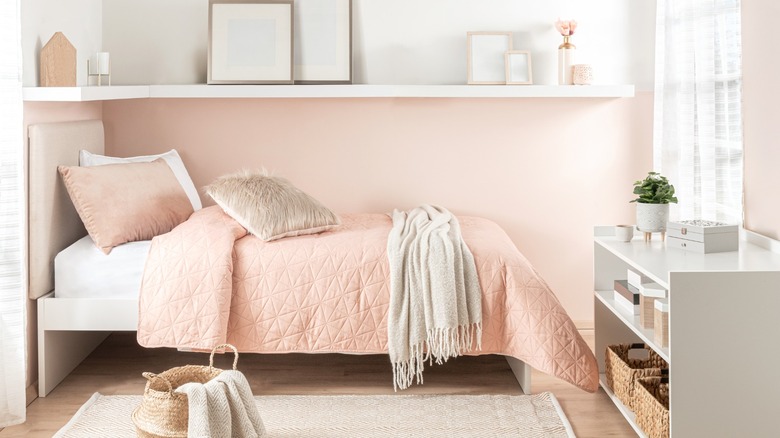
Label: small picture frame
xmin=505 ymin=51 xmax=533 ymax=85
xmin=467 ymin=32 xmax=513 ymax=85
xmin=208 ymin=0 xmax=294 ymax=84
xmin=294 ymin=0 xmax=352 ymax=84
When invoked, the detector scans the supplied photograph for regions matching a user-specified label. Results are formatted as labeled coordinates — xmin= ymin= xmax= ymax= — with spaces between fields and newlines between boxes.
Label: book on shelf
xmin=639 ymin=282 xmax=666 ymax=329
xmin=627 ymin=269 xmax=649 ymax=289
xmin=614 ymin=279 xmax=640 ymax=315
xmin=639 ymin=282 xmax=666 ymax=298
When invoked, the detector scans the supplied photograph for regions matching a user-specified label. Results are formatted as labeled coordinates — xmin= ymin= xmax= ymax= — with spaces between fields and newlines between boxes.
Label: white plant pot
xmin=636 ymin=203 xmax=669 ymax=233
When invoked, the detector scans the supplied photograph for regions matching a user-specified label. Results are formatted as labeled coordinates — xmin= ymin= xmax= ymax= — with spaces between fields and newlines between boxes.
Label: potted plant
xmin=630 ymin=172 xmax=678 ymax=233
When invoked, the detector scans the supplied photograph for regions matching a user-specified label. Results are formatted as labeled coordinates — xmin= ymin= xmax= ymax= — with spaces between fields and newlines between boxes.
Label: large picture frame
xmin=208 ymin=0 xmax=294 ymax=84
xmin=505 ymin=50 xmax=533 ymax=85
xmin=467 ymin=32 xmax=513 ymax=85
xmin=294 ymin=0 xmax=352 ymax=84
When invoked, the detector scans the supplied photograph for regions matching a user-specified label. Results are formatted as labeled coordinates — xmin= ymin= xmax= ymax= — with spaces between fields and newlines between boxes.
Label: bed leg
xmin=38 ymin=330 xmax=109 ymax=397
xmin=38 ymin=296 xmax=110 ymax=397
xmin=505 ymin=356 xmax=532 ymax=394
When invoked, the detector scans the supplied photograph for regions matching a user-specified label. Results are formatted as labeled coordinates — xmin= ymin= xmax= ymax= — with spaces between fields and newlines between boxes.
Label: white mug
xmin=614 ymin=225 xmax=634 ymax=242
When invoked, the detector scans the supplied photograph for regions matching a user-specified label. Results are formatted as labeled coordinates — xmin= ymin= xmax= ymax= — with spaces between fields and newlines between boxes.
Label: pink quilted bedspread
xmin=138 ymin=207 xmax=598 ymax=392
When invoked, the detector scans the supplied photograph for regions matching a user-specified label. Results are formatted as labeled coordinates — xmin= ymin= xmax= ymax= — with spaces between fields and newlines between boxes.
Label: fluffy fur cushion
xmin=206 ymin=171 xmax=340 ymax=241
xmin=58 ymin=159 xmax=194 ymax=254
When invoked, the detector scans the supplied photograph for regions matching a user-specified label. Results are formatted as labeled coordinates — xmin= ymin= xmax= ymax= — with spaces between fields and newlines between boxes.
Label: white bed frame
xmin=30 ymin=120 xmax=531 ymax=397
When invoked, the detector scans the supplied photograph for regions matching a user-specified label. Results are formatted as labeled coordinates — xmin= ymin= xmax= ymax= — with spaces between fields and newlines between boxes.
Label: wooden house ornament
xmin=40 ymin=32 xmax=76 ymax=87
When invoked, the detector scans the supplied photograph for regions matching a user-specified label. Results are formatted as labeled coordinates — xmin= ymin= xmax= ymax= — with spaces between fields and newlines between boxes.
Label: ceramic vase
xmin=558 ymin=36 xmax=576 ymax=85
xmin=636 ymin=203 xmax=670 ymax=233
xmin=572 ymin=64 xmax=593 ymax=85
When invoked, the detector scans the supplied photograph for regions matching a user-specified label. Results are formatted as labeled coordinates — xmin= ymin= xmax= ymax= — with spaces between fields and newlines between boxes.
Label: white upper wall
xmin=22 ymin=0 xmax=103 ymax=86
xmin=353 ymin=0 xmax=656 ymax=87
xmin=22 ymin=0 xmax=656 ymax=89
xmin=102 ymin=0 xmax=208 ymax=86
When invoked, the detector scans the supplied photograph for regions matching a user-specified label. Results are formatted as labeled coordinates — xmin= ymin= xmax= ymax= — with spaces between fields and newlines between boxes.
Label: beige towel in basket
xmin=176 ymin=370 xmax=265 ymax=438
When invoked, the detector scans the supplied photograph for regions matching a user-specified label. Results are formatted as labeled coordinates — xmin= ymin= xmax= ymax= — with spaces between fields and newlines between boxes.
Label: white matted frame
xmin=467 ymin=32 xmax=513 ymax=85
xmin=294 ymin=0 xmax=352 ymax=84
xmin=505 ymin=50 xmax=533 ymax=85
xmin=208 ymin=0 xmax=294 ymax=84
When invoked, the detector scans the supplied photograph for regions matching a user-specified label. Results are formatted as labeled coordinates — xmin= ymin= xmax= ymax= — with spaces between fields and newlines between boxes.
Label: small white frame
xmin=467 ymin=32 xmax=513 ymax=85
xmin=505 ymin=51 xmax=533 ymax=85
xmin=208 ymin=0 xmax=294 ymax=84
xmin=294 ymin=0 xmax=352 ymax=84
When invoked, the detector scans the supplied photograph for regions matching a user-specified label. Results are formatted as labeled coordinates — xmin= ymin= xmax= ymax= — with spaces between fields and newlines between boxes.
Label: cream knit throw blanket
xmin=387 ymin=205 xmax=482 ymax=391
xmin=176 ymin=370 xmax=265 ymax=438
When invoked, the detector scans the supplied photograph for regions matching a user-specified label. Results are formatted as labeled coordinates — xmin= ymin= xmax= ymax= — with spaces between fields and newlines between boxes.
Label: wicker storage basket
xmin=635 ymin=376 xmax=670 ymax=438
xmin=605 ymin=343 xmax=667 ymax=411
xmin=131 ymin=344 xmax=239 ymax=438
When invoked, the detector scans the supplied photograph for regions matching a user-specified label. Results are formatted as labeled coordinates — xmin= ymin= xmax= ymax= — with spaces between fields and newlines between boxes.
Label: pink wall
xmin=23 ymin=101 xmax=103 ymax=390
xmin=102 ymin=93 xmax=654 ymax=324
xmin=742 ymin=1 xmax=780 ymax=240
xmin=24 ymin=102 xmax=102 ymax=126
xmin=20 ymin=94 xmax=652 ymax=392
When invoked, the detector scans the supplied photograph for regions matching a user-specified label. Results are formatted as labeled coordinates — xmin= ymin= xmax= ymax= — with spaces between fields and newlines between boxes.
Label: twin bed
xmin=30 ymin=120 xmax=597 ymax=397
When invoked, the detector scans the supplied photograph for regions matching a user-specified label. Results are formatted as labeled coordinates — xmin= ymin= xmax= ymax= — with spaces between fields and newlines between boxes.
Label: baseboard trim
xmin=574 ymin=320 xmax=594 ymax=331
xmin=26 ymin=382 xmax=38 ymax=406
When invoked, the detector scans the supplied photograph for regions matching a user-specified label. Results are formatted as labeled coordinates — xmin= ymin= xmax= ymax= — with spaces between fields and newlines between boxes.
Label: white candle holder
xmin=87 ymin=52 xmax=111 ymax=86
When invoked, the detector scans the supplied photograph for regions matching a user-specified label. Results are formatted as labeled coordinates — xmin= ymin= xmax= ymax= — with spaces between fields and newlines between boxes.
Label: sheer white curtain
xmin=653 ymin=0 xmax=743 ymax=223
xmin=0 ymin=0 xmax=26 ymax=428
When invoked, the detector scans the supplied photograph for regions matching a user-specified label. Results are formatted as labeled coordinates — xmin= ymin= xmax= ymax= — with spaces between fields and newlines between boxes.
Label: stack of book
xmin=639 ymin=282 xmax=666 ymax=329
xmin=613 ymin=279 xmax=640 ymax=315
xmin=627 ymin=269 xmax=649 ymax=291
xmin=613 ymin=269 xmax=649 ymax=315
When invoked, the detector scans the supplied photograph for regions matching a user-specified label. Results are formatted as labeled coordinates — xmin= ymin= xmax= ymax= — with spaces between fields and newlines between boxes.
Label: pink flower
xmin=555 ymin=19 xmax=578 ymax=36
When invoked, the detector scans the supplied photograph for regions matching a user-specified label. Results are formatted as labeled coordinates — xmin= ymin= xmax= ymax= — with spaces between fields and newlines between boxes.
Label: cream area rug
xmin=55 ymin=392 xmax=575 ymax=438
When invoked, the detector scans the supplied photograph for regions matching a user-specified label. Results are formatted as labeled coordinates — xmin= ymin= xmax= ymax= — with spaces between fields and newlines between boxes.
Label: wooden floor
xmin=0 ymin=331 xmax=634 ymax=437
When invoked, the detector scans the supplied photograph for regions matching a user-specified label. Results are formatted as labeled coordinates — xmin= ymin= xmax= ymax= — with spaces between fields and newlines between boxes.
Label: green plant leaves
xmin=630 ymin=172 xmax=678 ymax=204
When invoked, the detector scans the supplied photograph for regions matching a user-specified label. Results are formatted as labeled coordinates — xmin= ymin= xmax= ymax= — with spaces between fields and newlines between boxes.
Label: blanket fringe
xmin=393 ymin=322 xmax=482 ymax=391
xmin=393 ymin=343 xmax=425 ymax=392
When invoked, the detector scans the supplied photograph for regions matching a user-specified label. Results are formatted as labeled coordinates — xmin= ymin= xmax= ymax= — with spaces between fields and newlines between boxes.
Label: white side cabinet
xmin=594 ymin=227 xmax=780 ymax=437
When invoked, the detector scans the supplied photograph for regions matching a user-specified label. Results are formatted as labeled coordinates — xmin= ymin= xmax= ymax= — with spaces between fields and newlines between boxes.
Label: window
xmin=653 ymin=0 xmax=743 ymax=224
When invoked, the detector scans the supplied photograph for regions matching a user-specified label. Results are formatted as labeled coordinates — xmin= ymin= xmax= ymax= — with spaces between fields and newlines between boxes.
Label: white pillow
xmin=80 ymin=149 xmax=202 ymax=210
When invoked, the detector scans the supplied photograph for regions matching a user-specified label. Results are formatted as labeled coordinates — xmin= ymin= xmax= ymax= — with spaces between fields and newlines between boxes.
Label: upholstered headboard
xmin=28 ymin=120 xmax=104 ymax=299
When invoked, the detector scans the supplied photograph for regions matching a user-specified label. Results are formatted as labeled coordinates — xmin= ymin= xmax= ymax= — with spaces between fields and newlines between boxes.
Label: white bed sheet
xmin=54 ymin=236 xmax=151 ymax=299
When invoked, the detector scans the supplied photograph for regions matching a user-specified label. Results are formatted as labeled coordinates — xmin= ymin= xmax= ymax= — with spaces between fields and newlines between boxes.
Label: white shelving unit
xmin=595 ymin=290 xmax=669 ymax=363
xmin=594 ymin=227 xmax=780 ymax=437
xmin=23 ymin=84 xmax=635 ymax=102
xmin=599 ymin=374 xmax=647 ymax=438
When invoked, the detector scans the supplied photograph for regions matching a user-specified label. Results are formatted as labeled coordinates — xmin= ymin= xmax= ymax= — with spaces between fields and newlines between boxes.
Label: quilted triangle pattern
xmin=138 ymin=208 xmax=599 ymax=392
xmin=138 ymin=207 xmax=247 ymax=350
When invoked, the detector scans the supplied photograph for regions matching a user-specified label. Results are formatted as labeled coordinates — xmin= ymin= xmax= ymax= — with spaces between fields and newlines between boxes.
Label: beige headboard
xmin=28 ymin=120 xmax=104 ymax=299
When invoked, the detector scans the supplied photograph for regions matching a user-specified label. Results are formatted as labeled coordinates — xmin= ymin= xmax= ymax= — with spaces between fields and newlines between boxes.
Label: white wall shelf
xmin=22 ymin=85 xmax=150 ymax=102
xmin=23 ymin=84 xmax=635 ymax=102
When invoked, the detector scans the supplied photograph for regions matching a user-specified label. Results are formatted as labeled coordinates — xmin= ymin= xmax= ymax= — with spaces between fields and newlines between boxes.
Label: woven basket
xmin=605 ymin=343 xmax=667 ymax=411
xmin=131 ymin=344 xmax=239 ymax=438
xmin=635 ymin=376 xmax=670 ymax=438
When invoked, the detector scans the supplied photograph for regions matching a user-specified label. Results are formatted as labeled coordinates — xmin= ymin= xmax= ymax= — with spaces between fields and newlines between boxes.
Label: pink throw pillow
xmin=58 ymin=159 xmax=194 ymax=254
